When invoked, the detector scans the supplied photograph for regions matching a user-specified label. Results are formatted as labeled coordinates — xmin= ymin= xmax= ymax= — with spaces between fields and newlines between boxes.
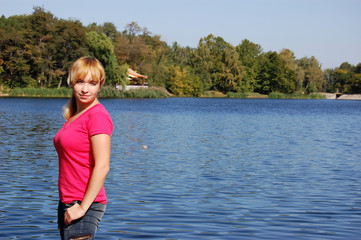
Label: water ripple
xmin=1 ymin=98 xmax=361 ymax=239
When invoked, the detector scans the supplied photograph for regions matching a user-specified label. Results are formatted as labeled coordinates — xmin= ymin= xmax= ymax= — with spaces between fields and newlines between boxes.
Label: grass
xmin=9 ymin=87 xmax=72 ymax=97
xmin=4 ymin=87 xmax=328 ymax=100
xmin=227 ymin=92 xmax=248 ymax=98
xmin=103 ymin=86 xmax=170 ymax=98
xmin=8 ymin=86 xmax=170 ymax=98
xmin=268 ymin=92 xmax=326 ymax=99
xmin=201 ymin=91 xmax=227 ymax=98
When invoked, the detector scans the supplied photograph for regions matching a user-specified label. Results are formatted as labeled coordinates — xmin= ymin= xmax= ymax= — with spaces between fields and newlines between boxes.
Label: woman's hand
xmin=64 ymin=203 xmax=86 ymax=225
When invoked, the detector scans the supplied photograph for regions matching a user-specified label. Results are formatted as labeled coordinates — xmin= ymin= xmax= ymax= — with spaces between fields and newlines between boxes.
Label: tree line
xmin=1 ymin=7 xmax=360 ymax=96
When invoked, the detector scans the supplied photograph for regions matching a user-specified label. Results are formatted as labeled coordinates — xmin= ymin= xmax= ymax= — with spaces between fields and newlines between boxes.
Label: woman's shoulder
xmin=88 ymin=103 xmax=110 ymax=115
xmin=87 ymin=103 xmax=112 ymax=121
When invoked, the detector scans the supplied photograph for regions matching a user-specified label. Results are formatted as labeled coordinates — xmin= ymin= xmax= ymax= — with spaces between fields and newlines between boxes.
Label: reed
xmin=201 ymin=91 xmax=226 ymax=98
xmin=9 ymin=86 xmax=170 ymax=98
xmin=114 ymin=87 xmax=170 ymax=98
xmin=269 ymin=92 xmax=326 ymax=99
xmin=9 ymin=87 xmax=72 ymax=97
xmin=227 ymin=92 xmax=248 ymax=98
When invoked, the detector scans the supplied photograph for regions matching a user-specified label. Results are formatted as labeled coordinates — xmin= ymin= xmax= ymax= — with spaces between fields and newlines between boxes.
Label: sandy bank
xmin=319 ymin=93 xmax=361 ymax=100
xmin=337 ymin=94 xmax=361 ymax=100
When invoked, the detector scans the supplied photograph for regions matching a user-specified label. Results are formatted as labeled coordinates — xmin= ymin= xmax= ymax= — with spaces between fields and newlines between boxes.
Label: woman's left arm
xmin=64 ymin=134 xmax=111 ymax=225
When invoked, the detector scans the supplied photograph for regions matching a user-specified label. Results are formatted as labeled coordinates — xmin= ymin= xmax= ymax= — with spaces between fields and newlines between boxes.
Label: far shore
xmin=1 ymin=89 xmax=361 ymax=100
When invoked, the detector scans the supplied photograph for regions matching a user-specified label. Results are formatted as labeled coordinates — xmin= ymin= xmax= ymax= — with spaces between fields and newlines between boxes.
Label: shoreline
xmin=1 ymin=90 xmax=361 ymax=100
xmin=319 ymin=93 xmax=361 ymax=100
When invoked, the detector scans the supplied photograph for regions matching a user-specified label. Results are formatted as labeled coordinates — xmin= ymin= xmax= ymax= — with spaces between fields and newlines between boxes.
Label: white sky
xmin=2 ymin=0 xmax=361 ymax=69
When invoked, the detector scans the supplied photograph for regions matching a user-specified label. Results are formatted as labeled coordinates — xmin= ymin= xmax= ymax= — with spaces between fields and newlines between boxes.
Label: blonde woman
xmin=54 ymin=57 xmax=113 ymax=239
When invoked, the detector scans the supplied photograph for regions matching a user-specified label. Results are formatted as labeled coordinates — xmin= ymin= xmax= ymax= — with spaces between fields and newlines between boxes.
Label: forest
xmin=1 ymin=7 xmax=361 ymax=97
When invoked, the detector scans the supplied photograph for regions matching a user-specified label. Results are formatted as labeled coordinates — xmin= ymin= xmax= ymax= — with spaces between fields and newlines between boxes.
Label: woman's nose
xmin=81 ymin=83 xmax=89 ymax=92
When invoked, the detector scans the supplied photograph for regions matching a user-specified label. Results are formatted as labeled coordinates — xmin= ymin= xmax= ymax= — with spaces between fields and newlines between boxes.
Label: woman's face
xmin=72 ymin=70 xmax=101 ymax=108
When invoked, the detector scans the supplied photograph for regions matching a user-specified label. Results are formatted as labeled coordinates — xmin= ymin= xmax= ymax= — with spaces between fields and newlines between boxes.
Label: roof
xmin=128 ymin=68 xmax=148 ymax=79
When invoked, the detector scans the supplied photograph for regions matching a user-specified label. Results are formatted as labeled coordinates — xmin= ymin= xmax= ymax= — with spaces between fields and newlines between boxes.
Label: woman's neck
xmin=75 ymin=98 xmax=99 ymax=115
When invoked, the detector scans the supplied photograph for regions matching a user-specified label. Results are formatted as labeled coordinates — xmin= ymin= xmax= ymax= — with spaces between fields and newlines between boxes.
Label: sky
xmin=1 ymin=0 xmax=361 ymax=69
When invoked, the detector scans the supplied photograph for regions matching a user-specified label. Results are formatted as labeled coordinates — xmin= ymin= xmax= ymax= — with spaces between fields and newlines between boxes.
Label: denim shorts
xmin=58 ymin=201 xmax=106 ymax=240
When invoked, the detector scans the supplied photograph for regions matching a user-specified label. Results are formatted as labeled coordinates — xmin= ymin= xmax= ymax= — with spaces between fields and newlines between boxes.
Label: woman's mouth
xmin=80 ymin=95 xmax=89 ymax=99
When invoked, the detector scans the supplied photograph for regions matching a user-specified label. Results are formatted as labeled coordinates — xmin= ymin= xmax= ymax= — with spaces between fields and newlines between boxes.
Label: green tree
xmin=355 ymin=63 xmax=361 ymax=74
xmin=256 ymin=51 xmax=296 ymax=94
xmin=349 ymin=74 xmax=361 ymax=93
xmin=296 ymin=56 xmax=325 ymax=93
xmin=324 ymin=68 xmax=336 ymax=92
xmin=148 ymin=63 xmax=170 ymax=88
xmin=86 ymin=31 xmax=125 ymax=86
xmin=168 ymin=65 xmax=201 ymax=96
xmin=279 ymin=49 xmax=302 ymax=91
xmin=0 ymin=15 xmax=32 ymax=88
xmin=53 ymin=19 xmax=87 ymax=87
xmin=26 ymin=6 xmax=59 ymax=88
xmin=192 ymin=34 xmax=243 ymax=93
xmin=339 ymin=62 xmax=355 ymax=72
xmin=236 ymin=39 xmax=263 ymax=92
xmin=332 ymin=68 xmax=351 ymax=93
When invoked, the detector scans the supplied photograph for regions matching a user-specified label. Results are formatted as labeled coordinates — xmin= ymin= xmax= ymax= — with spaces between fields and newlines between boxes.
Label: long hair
xmin=63 ymin=57 xmax=106 ymax=120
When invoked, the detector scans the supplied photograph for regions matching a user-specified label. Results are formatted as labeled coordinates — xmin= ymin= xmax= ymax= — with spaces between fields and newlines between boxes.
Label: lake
xmin=0 ymin=97 xmax=361 ymax=239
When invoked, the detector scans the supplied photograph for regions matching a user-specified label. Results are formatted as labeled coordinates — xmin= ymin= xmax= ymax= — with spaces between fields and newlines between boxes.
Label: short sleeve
xmin=88 ymin=110 xmax=113 ymax=137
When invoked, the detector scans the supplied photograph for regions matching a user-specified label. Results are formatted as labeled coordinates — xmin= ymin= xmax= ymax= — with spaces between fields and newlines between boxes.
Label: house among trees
xmin=128 ymin=68 xmax=148 ymax=86
xmin=117 ymin=68 xmax=148 ymax=90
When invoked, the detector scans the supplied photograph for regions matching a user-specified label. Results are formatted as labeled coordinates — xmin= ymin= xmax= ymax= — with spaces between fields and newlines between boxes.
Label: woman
xmin=54 ymin=57 xmax=113 ymax=239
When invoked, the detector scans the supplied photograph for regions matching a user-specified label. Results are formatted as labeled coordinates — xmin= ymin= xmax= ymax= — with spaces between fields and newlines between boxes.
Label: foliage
xmin=256 ymin=51 xmax=296 ymax=94
xmin=236 ymin=39 xmax=263 ymax=92
xmin=192 ymin=34 xmax=243 ymax=93
xmin=1 ymin=7 xmax=360 ymax=96
xmin=168 ymin=65 xmax=202 ymax=96
xmin=296 ymin=56 xmax=325 ymax=93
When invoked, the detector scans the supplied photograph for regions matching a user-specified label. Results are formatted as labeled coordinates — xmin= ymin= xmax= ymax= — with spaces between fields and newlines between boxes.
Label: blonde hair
xmin=63 ymin=57 xmax=106 ymax=120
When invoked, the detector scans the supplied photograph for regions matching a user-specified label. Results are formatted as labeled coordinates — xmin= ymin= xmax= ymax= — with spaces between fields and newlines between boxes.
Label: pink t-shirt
xmin=54 ymin=103 xmax=113 ymax=204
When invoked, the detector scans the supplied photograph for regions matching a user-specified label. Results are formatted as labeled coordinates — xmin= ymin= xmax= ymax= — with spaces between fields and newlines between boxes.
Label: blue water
xmin=1 ymin=97 xmax=361 ymax=239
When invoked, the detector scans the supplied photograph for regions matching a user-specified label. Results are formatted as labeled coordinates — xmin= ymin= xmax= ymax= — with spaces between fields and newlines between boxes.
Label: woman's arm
xmin=64 ymin=134 xmax=111 ymax=225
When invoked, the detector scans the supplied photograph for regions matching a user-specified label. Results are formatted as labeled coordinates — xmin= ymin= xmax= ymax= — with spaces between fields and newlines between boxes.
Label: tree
xmin=324 ymin=68 xmax=336 ymax=93
xmin=256 ymin=51 xmax=296 ymax=94
xmin=148 ymin=63 xmax=170 ymax=88
xmin=192 ymin=34 xmax=243 ymax=93
xmin=53 ymin=19 xmax=87 ymax=87
xmin=279 ymin=49 xmax=303 ymax=91
xmin=168 ymin=65 xmax=202 ymax=96
xmin=236 ymin=39 xmax=263 ymax=92
xmin=87 ymin=22 xmax=119 ymax=42
xmin=86 ymin=31 xmax=125 ymax=86
xmin=296 ymin=56 xmax=325 ymax=93
xmin=0 ymin=14 xmax=33 ymax=88
xmin=26 ymin=6 xmax=58 ymax=87
xmin=355 ymin=63 xmax=361 ymax=74
xmin=114 ymin=23 xmax=166 ymax=76
xmin=339 ymin=62 xmax=354 ymax=72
